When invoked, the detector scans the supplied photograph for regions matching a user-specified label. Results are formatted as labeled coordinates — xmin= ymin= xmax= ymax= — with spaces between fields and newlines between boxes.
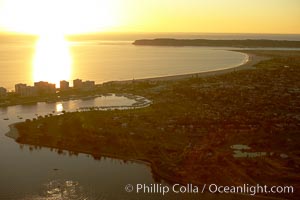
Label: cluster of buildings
xmin=15 ymin=81 xmax=56 ymax=97
xmin=60 ymin=79 xmax=95 ymax=91
xmin=72 ymin=79 xmax=95 ymax=90
xmin=0 ymin=79 xmax=96 ymax=97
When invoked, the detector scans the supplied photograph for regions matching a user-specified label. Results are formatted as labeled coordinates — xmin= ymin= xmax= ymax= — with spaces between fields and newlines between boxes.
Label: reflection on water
xmin=0 ymin=95 xmax=155 ymax=200
xmin=17 ymin=172 xmax=120 ymax=200
xmin=0 ymin=95 xmax=137 ymax=121
xmin=56 ymin=103 xmax=63 ymax=112
xmin=42 ymin=179 xmax=86 ymax=200
xmin=0 ymin=39 xmax=248 ymax=90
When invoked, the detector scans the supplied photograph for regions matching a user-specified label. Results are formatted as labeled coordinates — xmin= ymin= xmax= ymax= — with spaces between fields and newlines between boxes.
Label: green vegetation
xmin=13 ymin=50 xmax=300 ymax=199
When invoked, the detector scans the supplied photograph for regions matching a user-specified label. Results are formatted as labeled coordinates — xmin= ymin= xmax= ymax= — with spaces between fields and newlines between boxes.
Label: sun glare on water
xmin=0 ymin=0 xmax=122 ymax=87
xmin=33 ymin=34 xmax=72 ymax=87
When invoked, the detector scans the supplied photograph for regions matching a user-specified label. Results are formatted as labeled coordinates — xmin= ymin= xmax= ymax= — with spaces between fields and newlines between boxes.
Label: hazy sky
xmin=0 ymin=0 xmax=299 ymax=34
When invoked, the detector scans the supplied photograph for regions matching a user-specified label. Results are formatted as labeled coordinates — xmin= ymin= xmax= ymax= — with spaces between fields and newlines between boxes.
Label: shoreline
xmin=4 ymin=51 xmax=266 ymax=142
xmin=5 ymin=123 xmax=21 ymax=140
xmin=5 ymin=123 xmax=189 ymax=186
xmin=133 ymin=38 xmax=300 ymax=48
xmin=0 ymin=50 xmax=267 ymax=109
xmin=109 ymin=51 xmax=268 ymax=83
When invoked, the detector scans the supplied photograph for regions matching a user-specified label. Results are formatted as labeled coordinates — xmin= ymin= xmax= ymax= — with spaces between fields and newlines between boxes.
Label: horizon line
xmin=1 ymin=31 xmax=300 ymax=37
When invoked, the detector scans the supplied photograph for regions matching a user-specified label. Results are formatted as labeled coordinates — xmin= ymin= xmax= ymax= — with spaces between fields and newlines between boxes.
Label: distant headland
xmin=133 ymin=38 xmax=300 ymax=48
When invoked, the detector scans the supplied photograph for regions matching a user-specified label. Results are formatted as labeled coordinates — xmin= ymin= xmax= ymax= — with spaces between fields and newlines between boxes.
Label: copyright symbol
xmin=125 ymin=184 xmax=134 ymax=193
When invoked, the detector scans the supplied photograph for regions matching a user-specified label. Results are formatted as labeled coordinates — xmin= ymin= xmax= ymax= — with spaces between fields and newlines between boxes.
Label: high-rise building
xmin=34 ymin=81 xmax=56 ymax=95
xmin=15 ymin=83 xmax=37 ymax=97
xmin=15 ymin=83 xmax=27 ymax=94
xmin=82 ymin=80 xmax=95 ymax=90
xmin=60 ymin=80 xmax=69 ymax=90
xmin=73 ymin=79 xmax=83 ymax=89
xmin=0 ymin=87 xmax=7 ymax=97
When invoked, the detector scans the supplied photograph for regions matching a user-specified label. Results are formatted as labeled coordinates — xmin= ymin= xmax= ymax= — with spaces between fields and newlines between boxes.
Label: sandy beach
xmin=111 ymin=51 xmax=268 ymax=83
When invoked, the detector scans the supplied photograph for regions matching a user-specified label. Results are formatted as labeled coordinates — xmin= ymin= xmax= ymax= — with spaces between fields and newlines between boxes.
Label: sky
xmin=0 ymin=0 xmax=299 ymax=35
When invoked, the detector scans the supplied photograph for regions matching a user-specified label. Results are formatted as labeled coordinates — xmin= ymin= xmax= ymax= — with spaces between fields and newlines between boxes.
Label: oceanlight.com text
xmin=124 ymin=183 xmax=294 ymax=196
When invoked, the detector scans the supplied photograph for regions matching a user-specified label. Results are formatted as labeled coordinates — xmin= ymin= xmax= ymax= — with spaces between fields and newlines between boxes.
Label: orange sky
xmin=0 ymin=0 xmax=299 ymax=34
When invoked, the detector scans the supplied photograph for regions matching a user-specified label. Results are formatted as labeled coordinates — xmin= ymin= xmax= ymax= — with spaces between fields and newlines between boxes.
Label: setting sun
xmin=0 ymin=0 xmax=122 ymax=86
xmin=33 ymin=34 xmax=72 ymax=87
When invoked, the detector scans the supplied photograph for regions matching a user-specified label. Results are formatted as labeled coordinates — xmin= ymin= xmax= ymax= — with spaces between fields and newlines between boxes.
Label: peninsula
xmin=133 ymin=38 xmax=300 ymax=48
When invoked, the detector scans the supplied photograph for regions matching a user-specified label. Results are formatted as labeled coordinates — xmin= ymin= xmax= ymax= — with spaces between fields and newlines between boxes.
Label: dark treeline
xmin=133 ymin=38 xmax=300 ymax=48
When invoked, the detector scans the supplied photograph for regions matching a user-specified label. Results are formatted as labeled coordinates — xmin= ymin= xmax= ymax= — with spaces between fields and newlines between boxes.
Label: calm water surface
xmin=0 ymin=96 xmax=156 ymax=200
xmin=0 ymin=95 xmax=215 ymax=199
xmin=0 ymin=40 xmax=247 ymax=90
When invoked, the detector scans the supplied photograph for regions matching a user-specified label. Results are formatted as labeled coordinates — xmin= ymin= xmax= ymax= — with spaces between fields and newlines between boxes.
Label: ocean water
xmin=0 ymin=33 xmax=265 ymax=90
xmin=70 ymin=43 xmax=247 ymax=84
xmin=1 ymin=32 xmax=300 ymax=90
